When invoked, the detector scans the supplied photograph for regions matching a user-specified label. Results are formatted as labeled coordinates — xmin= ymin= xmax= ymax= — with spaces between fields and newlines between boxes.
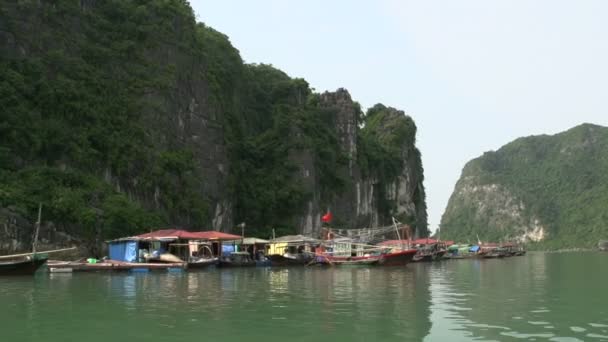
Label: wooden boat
xmin=377 ymin=249 xmax=417 ymax=266
xmin=0 ymin=254 xmax=48 ymax=275
xmin=320 ymin=254 xmax=382 ymax=266
xmin=482 ymin=247 xmax=510 ymax=258
xmin=413 ymin=249 xmax=446 ymax=262
xmin=47 ymin=259 xmax=186 ymax=272
xmin=187 ymin=257 xmax=218 ymax=268
xmin=217 ymin=252 xmax=257 ymax=267
xmin=0 ymin=204 xmax=66 ymax=275
xmin=268 ymin=253 xmax=314 ymax=266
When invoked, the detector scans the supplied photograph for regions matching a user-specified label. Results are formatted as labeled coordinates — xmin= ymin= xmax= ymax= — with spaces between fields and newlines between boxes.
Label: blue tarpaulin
xmin=109 ymin=241 xmax=139 ymax=262
xmin=222 ymin=244 xmax=235 ymax=256
xmin=469 ymin=245 xmax=480 ymax=252
xmin=125 ymin=241 xmax=137 ymax=262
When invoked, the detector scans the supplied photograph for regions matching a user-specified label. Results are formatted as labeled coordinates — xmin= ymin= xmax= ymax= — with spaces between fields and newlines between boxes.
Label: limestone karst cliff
xmin=441 ymin=123 xmax=608 ymax=249
xmin=0 ymin=0 xmax=427 ymax=253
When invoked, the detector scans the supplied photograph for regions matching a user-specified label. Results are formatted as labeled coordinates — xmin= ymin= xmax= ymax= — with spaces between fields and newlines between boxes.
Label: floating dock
xmin=47 ymin=260 xmax=187 ymax=273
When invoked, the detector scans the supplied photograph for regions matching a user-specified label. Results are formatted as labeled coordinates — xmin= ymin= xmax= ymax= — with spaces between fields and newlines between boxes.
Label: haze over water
xmin=1 ymin=253 xmax=607 ymax=341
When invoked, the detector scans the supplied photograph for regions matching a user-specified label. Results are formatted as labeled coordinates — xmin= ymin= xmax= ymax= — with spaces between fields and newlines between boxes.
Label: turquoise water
xmin=1 ymin=252 xmax=607 ymax=341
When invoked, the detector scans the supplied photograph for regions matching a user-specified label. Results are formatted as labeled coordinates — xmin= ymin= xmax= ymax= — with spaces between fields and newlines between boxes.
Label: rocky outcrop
xmin=292 ymin=91 xmax=428 ymax=237
xmin=0 ymin=1 xmax=428 ymax=253
xmin=441 ymin=123 xmax=608 ymax=248
xmin=441 ymin=180 xmax=546 ymax=243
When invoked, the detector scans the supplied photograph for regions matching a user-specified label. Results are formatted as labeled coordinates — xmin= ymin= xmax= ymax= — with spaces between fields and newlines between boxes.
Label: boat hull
xmin=47 ymin=260 xmax=186 ymax=272
xmin=413 ymin=250 xmax=446 ymax=262
xmin=217 ymin=261 xmax=257 ymax=268
xmin=187 ymin=258 xmax=218 ymax=269
xmin=0 ymin=256 xmax=48 ymax=275
xmin=320 ymin=254 xmax=382 ymax=266
xmin=378 ymin=250 xmax=417 ymax=266
xmin=268 ymin=254 xmax=312 ymax=266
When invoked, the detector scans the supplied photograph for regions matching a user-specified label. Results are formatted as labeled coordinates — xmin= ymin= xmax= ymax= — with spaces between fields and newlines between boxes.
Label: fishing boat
xmin=375 ymin=240 xmax=419 ymax=265
xmin=377 ymin=249 xmax=418 ymax=266
xmin=319 ymin=253 xmax=382 ymax=266
xmin=0 ymin=204 xmax=75 ymax=275
xmin=267 ymin=253 xmax=314 ymax=266
xmin=47 ymin=259 xmax=186 ymax=272
xmin=0 ymin=254 xmax=48 ymax=275
xmin=411 ymin=239 xmax=448 ymax=262
xmin=482 ymin=247 xmax=510 ymax=258
xmin=217 ymin=252 xmax=257 ymax=267
xmin=187 ymin=256 xmax=219 ymax=268
xmin=267 ymin=235 xmax=318 ymax=266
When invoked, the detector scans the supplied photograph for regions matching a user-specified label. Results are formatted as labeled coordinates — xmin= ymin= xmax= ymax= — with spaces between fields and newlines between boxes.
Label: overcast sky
xmin=191 ymin=0 xmax=608 ymax=233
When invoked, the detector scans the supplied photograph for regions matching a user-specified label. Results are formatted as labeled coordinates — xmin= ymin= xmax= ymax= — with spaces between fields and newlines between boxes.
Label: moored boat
xmin=410 ymin=239 xmax=448 ymax=262
xmin=47 ymin=259 xmax=186 ymax=272
xmin=377 ymin=249 xmax=417 ymax=266
xmin=268 ymin=253 xmax=314 ymax=266
xmin=0 ymin=254 xmax=48 ymax=276
xmin=319 ymin=254 xmax=382 ymax=266
xmin=482 ymin=247 xmax=510 ymax=258
xmin=218 ymin=252 xmax=257 ymax=267
xmin=187 ymin=256 xmax=219 ymax=268
xmin=267 ymin=235 xmax=319 ymax=266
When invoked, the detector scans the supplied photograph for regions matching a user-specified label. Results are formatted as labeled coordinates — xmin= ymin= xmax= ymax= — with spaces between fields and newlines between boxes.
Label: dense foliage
xmin=441 ymin=124 xmax=608 ymax=249
xmin=0 ymin=0 xmax=426 ymax=246
xmin=357 ymin=105 xmax=427 ymax=233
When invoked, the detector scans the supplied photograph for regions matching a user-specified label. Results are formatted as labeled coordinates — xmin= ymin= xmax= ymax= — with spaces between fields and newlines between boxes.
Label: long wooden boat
xmin=321 ymin=254 xmax=382 ymax=266
xmin=413 ymin=249 xmax=446 ymax=262
xmin=268 ymin=253 xmax=313 ymax=266
xmin=217 ymin=252 xmax=257 ymax=267
xmin=47 ymin=259 xmax=186 ymax=272
xmin=187 ymin=257 xmax=218 ymax=269
xmin=482 ymin=248 xmax=509 ymax=258
xmin=377 ymin=249 xmax=417 ymax=266
xmin=0 ymin=254 xmax=48 ymax=275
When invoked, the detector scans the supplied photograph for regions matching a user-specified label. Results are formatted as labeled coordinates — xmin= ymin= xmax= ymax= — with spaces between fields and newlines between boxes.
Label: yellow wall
xmin=267 ymin=242 xmax=287 ymax=255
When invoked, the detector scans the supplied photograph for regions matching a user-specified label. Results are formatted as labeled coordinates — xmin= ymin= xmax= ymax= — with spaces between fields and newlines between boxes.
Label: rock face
xmin=293 ymin=90 xmax=427 ymax=237
xmin=441 ymin=123 xmax=608 ymax=249
xmin=0 ymin=0 xmax=428 ymax=252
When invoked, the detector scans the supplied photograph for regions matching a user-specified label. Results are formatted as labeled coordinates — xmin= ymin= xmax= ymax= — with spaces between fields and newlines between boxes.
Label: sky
xmin=190 ymin=0 xmax=608 ymax=233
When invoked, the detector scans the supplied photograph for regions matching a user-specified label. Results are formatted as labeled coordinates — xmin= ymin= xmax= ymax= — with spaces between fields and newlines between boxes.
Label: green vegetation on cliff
xmin=0 ymin=0 xmax=426 ymax=246
xmin=441 ymin=124 xmax=608 ymax=249
xmin=358 ymin=104 xmax=427 ymax=232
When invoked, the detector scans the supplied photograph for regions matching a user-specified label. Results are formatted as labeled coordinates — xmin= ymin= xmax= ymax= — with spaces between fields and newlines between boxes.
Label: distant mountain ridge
xmin=440 ymin=123 xmax=608 ymax=249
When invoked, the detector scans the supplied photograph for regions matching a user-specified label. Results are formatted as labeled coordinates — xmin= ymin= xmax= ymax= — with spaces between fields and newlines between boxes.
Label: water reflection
xmin=2 ymin=253 xmax=607 ymax=342
xmin=423 ymin=253 xmax=608 ymax=341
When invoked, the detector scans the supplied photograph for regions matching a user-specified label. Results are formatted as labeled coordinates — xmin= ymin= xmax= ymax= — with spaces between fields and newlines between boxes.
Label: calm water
xmin=1 ymin=252 xmax=607 ymax=341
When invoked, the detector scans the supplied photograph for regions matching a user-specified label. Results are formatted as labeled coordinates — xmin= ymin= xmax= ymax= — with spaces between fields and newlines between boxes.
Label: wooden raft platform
xmin=47 ymin=259 xmax=187 ymax=273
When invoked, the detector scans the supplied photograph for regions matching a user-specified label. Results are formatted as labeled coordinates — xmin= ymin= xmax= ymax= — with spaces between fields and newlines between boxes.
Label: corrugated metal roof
xmin=270 ymin=235 xmax=318 ymax=243
xmin=109 ymin=229 xmax=242 ymax=242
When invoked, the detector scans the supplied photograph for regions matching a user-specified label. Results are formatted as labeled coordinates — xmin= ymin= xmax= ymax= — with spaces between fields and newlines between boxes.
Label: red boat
xmin=378 ymin=249 xmax=417 ymax=266
xmin=318 ymin=249 xmax=417 ymax=266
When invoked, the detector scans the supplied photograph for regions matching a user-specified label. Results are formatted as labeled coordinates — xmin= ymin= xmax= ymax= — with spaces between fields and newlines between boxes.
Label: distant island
xmin=440 ymin=123 xmax=608 ymax=249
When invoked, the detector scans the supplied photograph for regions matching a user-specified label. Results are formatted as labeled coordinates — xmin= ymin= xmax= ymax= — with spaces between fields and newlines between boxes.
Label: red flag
xmin=322 ymin=211 xmax=332 ymax=223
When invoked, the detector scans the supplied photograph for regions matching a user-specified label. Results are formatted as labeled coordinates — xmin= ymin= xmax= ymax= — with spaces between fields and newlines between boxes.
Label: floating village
xmin=0 ymin=214 xmax=529 ymax=275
